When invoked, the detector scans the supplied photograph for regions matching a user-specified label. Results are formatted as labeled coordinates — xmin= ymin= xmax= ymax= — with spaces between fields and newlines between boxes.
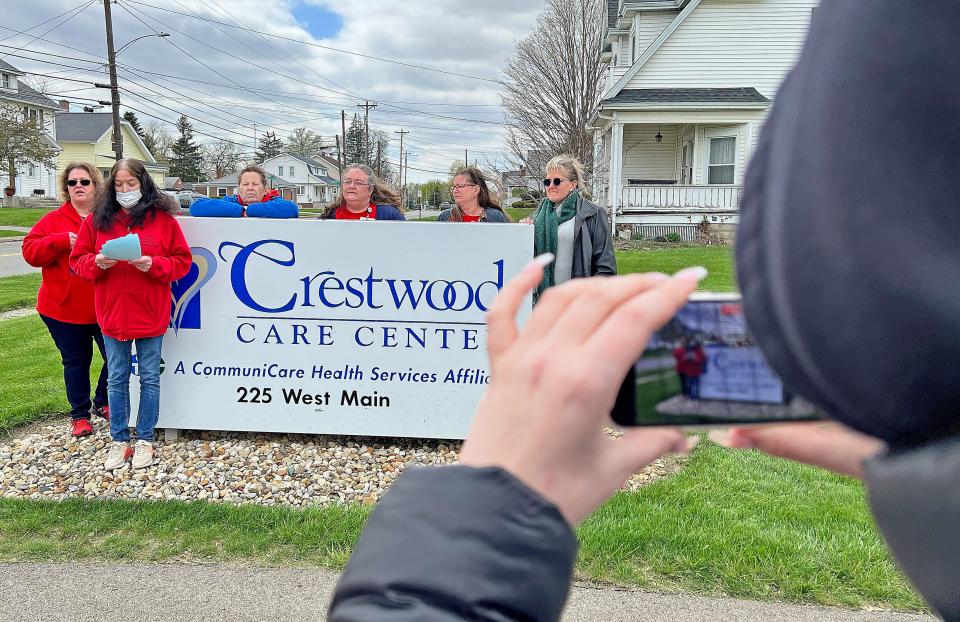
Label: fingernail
xmin=674 ymin=266 xmax=708 ymax=282
xmin=527 ymin=253 xmax=555 ymax=270
xmin=707 ymin=429 xmax=732 ymax=447
xmin=686 ymin=435 xmax=701 ymax=451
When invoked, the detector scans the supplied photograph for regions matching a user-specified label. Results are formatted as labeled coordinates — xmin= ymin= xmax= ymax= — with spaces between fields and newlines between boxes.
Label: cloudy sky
xmin=3 ymin=0 xmax=546 ymax=181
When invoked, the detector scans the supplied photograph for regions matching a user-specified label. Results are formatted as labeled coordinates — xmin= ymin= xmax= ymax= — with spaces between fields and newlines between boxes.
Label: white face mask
xmin=116 ymin=189 xmax=141 ymax=209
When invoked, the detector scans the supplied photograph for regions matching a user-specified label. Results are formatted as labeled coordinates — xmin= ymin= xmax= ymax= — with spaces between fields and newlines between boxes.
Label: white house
xmin=0 ymin=59 xmax=61 ymax=198
xmin=262 ymin=153 xmax=339 ymax=205
xmin=594 ymin=0 xmax=817 ymax=238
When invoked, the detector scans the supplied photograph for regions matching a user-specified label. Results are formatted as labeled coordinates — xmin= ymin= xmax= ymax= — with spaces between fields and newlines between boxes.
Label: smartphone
xmin=610 ymin=292 xmax=825 ymax=427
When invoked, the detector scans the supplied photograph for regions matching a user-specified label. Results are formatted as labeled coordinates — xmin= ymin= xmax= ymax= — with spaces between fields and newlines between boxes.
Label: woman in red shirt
xmin=22 ymin=163 xmax=109 ymax=438
xmin=439 ymin=167 xmax=510 ymax=223
xmin=70 ymin=159 xmax=191 ymax=471
xmin=320 ymin=164 xmax=406 ymax=221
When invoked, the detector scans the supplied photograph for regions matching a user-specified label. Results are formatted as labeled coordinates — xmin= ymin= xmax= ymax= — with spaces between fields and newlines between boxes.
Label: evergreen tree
xmin=254 ymin=131 xmax=284 ymax=164
xmin=344 ymin=114 xmax=366 ymax=165
xmin=168 ymin=115 xmax=204 ymax=182
xmin=123 ymin=111 xmax=146 ymax=142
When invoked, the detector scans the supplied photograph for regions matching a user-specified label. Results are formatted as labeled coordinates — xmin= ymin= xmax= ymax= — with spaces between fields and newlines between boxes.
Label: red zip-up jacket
xmin=22 ymin=201 xmax=97 ymax=324
xmin=70 ymin=209 xmax=191 ymax=341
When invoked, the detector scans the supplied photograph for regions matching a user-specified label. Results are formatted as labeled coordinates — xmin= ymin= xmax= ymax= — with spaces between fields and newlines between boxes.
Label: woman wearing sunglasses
xmin=527 ymin=155 xmax=615 ymax=301
xmin=70 ymin=159 xmax=192 ymax=471
xmin=22 ymin=163 xmax=110 ymax=438
xmin=439 ymin=166 xmax=510 ymax=223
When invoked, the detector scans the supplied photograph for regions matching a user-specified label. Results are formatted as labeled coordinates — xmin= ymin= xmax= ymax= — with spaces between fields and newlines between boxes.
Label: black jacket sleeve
xmin=589 ymin=207 xmax=616 ymax=277
xmin=329 ymin=466 xmax=579 ymax=621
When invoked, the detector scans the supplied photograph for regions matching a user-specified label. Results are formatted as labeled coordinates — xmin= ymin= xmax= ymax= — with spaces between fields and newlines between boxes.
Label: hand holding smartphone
xmin=611 ymin=293 xmax=825 ymax=428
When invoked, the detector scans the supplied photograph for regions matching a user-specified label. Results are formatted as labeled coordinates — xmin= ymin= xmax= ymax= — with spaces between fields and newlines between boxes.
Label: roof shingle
xmin=602 ymin=87 xmax=770 ymax=105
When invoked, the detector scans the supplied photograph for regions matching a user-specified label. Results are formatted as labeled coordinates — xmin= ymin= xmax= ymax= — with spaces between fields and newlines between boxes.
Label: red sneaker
xmin=71 ymin=419 xmax=93 ymax=437
xmin=96 ymin=405 xmax=110 ymax=421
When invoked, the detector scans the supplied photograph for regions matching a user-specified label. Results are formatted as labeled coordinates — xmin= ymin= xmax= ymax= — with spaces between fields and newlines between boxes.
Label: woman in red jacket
xmin=22 ymin=163 xmax=109 ymax=438
xmin=70 ymin=159 xmax=191 ymax=471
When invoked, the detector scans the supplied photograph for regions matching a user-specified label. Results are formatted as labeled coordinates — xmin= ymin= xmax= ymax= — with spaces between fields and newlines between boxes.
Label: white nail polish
xmin=674 ymin=266 xmax=708 ymax=281
xmin=530 ymin=253 xmax=555 ymax=268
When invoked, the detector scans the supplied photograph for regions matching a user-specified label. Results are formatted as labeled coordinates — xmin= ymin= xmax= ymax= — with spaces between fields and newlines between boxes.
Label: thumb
xmin=608 ymin=427 xmax=689 ymax=478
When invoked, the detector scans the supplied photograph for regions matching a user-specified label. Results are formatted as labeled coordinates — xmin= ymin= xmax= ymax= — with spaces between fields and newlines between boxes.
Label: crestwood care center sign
xmin=146 ymin=218 xmax=532 ymax=439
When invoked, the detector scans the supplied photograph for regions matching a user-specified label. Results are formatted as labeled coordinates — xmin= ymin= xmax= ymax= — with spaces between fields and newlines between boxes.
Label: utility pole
xmin=404 ymin=150 xmax=409 ymax=211
xmin=335 ymin=135 xmax=342 ymax=179
xmin=102 ymin=0 xmax=123 ymax=160
xmin=357 ymin=100 xmax=377 ymax=166
xmin=340 ymin=110 xmax=347 ymax=170
xmin=253 ymin=123 xmax=257 ymax=162
xmin=394 ymin=128 xmax=408 ymax=207
xmin=465 ymin=148 xmax=468 ymax=168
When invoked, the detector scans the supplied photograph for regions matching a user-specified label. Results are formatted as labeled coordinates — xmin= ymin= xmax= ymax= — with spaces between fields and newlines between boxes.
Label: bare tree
xmin=286 ymin=127 xmax=326 ymax=159
xmin=142 ymin=120 xmax=174 ymax=162
xmin=0 ymin=102 xmax=56 ymax=191
xmin=202 ymin=139 xmax=245 ymax=180
xmin=501 ymin=0 xmax=605 ymax=179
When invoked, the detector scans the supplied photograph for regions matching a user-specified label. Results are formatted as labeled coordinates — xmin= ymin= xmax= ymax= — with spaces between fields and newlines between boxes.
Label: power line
xmin=123 ymin=0 xmax=502 ymax=84
xmin=0 ymin=1 xmax=97 ymax=46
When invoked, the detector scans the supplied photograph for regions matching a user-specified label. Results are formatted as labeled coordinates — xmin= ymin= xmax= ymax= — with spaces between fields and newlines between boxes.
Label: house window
xmin=278 ymin=166 xmax=284 ymax=177
xmin=299 ymin=185 xmax=306 ymax=195
xmin=630 ymin=34 xmax=636 ymax=64
xmin=1 ymin=74 xmax=8 ymax=88
xmin=217 ymin=188 xmax=227 ymax=197
xmin=28 ymin=164 xmax=35 ymax=176
xmin=707 ymin=137 xmax=736 ymax=185
xmin=289 ymin=166 xmax=295 ymax=177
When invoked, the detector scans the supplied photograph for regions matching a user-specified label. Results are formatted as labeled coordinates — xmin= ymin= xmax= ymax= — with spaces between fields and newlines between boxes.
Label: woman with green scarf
xmin=529 ymin=155 xmax=616 ymax=301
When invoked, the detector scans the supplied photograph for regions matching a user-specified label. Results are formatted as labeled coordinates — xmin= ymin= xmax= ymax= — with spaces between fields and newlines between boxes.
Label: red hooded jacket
xmin=22 ymin=201 xmax=97 ymax=324
xmin=70 ymin=209 xmax=191 ymax=340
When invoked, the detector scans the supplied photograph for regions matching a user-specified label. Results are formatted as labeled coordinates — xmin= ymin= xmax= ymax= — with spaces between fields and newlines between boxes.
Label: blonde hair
xmin=323 ymin=163 xmax=402 ymax=218
xmin=59 ymin=162 xmax=103 ymax=202
xmin=544 ymin=154 xmax=588 ymax=198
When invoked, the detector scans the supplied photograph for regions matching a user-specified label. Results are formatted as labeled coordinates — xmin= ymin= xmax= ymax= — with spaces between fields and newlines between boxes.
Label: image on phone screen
xmin=611 ymin=293 xmax=825 ymax=427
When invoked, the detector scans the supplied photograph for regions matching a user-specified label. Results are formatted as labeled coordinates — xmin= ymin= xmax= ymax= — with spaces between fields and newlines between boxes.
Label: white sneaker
xmin=132 ymin=440 xmax=154 ymax=469
xmin=105 ymin=441 xmax=132 ymax=470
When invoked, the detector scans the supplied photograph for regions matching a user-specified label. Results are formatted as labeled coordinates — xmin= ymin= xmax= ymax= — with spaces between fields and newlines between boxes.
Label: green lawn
xmin=0 ymin=208 xmax=51 ymax=227
xmin=0 ymin=273 xmax=40 ymax=312
xmin=0 ymin=229 xmax=23 ymax=238
xmin=0 ymin=251 xmax=924 ymax=611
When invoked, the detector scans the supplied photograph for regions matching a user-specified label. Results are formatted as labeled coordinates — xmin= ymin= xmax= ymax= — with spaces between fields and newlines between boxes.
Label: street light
xmin=115 ymin=32 xmax=170 ymax=56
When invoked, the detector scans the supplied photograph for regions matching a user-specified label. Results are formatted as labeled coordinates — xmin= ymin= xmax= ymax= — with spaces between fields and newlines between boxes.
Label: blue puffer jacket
xmin=190 ymin=191 xmax=299 ymax=218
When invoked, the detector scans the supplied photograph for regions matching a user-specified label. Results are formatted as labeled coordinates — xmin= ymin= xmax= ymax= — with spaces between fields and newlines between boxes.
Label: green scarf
xmin=534 ymin=190 xmax=579 ymax=301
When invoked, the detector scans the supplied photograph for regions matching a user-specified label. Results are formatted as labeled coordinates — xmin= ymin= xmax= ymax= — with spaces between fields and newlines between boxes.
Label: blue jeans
xmin=103 ymin=335 xmax=163 ymax=442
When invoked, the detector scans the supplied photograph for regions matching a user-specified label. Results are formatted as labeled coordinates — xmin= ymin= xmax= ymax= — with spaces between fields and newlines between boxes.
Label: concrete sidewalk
xmin=0 ymin=562 xmax=935 ymax=622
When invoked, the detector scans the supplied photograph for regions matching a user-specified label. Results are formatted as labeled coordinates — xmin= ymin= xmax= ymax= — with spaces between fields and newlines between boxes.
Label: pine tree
xmin=254 ymin=131 xmax=284 ymax=164
xmin=168 ymin=115 xmax=204 ymax=182
xmin=123 ymin=111 xmax=146 ymax=141
xmin=344 ymin=114 xmax=366 ymax=166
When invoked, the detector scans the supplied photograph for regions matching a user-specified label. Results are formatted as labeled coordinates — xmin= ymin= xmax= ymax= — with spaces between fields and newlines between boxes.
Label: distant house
xmin=594 ymin=0 xmax=816 ymax=238
xmin=0 ymin=59 xmax=61 ymax=198
xmin=192 ymin=172 xmax=298 ymax=203
xmin=55 ymin=112 xmax=168 ymax=187
xmin=164 ymin=177 xmax=184 ymax=191
xmin=501 ymin=167 xmax=540 ymax=203
xmin=261 ymin=154 xmax=339 ymax=205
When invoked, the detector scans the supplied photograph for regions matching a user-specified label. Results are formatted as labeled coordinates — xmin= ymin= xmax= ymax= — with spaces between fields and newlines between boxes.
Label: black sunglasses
xmin=543 ymin=177 xmax=568 ymax=187
xmin=67 ymin=179 xmax=93 ymax=187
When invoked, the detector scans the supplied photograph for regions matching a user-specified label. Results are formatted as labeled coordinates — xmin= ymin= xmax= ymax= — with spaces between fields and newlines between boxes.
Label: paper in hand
xmin=101 ymin=233 xmax=142 ymax=261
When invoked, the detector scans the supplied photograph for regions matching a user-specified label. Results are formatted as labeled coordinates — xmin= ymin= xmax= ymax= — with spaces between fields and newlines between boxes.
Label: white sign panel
xmin=699 ymin=345 xmax=783 ymax=403
xmin=133 ymin=218 xmax=532 ymax=439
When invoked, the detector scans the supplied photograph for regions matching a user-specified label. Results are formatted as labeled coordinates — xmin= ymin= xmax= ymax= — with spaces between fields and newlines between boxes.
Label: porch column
xmin=607 ymin=120 xmax=624 ymax=232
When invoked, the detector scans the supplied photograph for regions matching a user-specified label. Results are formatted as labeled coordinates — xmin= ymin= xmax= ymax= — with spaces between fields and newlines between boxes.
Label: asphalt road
xmin=0 ymin=562 xmax=936 ymax=622
xmin=0 ymin=239 xmax=37 ymax=277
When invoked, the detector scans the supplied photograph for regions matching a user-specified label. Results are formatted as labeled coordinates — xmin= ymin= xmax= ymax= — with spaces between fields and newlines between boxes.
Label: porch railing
xmin=621 ymin=185 xmax=741 ymax=210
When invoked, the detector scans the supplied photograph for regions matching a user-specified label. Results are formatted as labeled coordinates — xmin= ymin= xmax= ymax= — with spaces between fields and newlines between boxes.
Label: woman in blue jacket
xmin=190 ymin=165 xmax=298 ymax=218
xmin=320 ymin=164 xmax=405 ymax=221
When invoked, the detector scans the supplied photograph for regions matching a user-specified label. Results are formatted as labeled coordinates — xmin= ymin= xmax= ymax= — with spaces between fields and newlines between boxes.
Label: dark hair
xmin=323 ymin=164 xmax=402 ymax=219
xmin=237 ymin=164 xmax=267 ymax=186
xmin=59 ymin=162 xmax=103 ymax=202
xmin=93 ymin=158 xmax=177 ymax=231
xmin=449 ymin=166 xmax=509 ymax=222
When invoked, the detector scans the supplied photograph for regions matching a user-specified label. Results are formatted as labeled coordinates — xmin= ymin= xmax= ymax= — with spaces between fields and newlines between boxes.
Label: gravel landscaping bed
xmin=0 ymin=420 xmax=687 ymax=507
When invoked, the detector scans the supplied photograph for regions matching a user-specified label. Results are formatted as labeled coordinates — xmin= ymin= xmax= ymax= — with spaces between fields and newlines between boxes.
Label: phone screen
xmin=610 ymin=294 xmax=825 ymax=427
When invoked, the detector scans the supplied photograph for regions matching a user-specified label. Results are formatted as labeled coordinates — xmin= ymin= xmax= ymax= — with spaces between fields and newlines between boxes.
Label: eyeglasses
xmin=543 ymin=178 xmax=570 ymax=187
xmin=451 ymin=183 xmax=477 ymax=191
xmin=342 ymin=180 xmax=370 ymax=187
xmin=67 ymin=179 xmax=93 ymax=187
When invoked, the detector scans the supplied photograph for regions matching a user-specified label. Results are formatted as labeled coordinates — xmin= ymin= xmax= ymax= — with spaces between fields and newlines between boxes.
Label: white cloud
xmin=3 ymin=0 xmax=546 ymax=180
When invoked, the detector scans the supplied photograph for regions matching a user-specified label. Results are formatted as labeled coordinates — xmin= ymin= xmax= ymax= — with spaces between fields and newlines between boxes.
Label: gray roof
xmin=0 ymin=58 xmax=23 ymax=74
xmin=203 ymin=172 xmax=296 ymax=189
xmin=316 ymin=175 xmax=338 ymax=185
xmin=608 ymin=0 xmax=619 ymax=28
xmin=56 ymin=113 xmax=115 ymax=142
xmin=603 ymin=87 xmax=770 ymax=105
xmin=0 ymin=78 xmax=59 ymax=110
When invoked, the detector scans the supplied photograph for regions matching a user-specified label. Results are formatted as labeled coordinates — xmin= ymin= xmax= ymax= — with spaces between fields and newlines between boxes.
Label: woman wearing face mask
xmin=70 ymin=159 xmax=191 ymax=471
xmin=22 ymin=163 xmax=110 ymax=438
xmin=321 ymin=164 xmax=405 ymax=221
xmin=527 ymin=155 xmax=615 ymax=301
xmin=439 ymin=167 xmax=510 ymax=223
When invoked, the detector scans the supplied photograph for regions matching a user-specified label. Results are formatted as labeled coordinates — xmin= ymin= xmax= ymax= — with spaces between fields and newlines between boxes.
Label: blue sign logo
xmin=170 ymin=246 xmax=218 ymax=333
